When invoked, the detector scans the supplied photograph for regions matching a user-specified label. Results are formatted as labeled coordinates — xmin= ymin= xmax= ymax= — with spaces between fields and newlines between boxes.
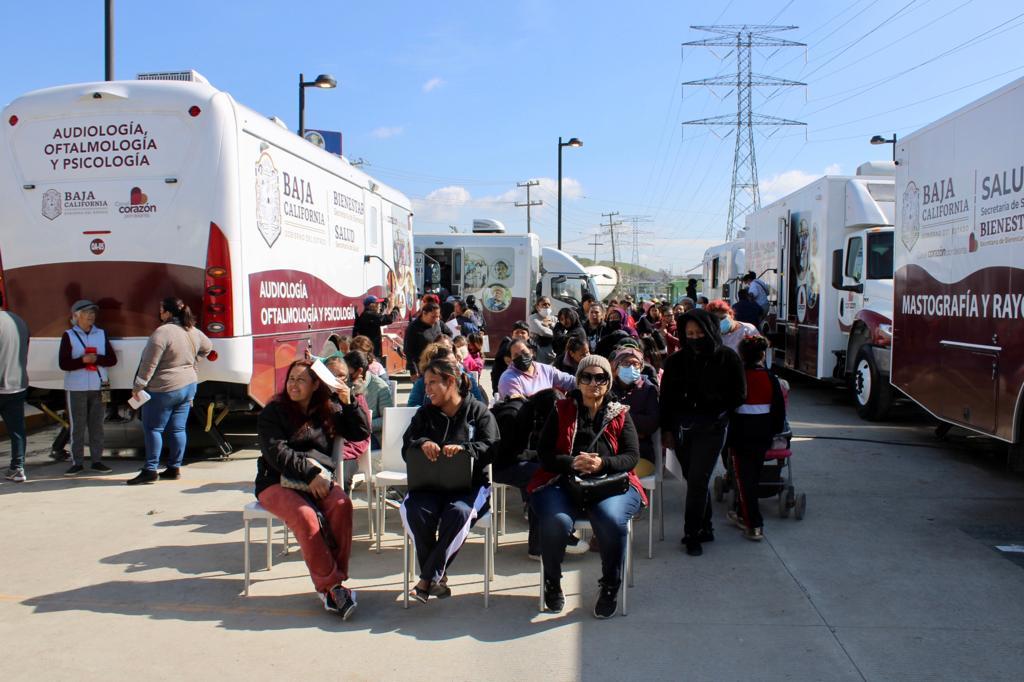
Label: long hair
xmin=558 ymin=307 xmax=581 ymax=330
xmin=424 ymin=355 xmax=471 ymax=398
xmin=418 ymin=342 xmax=454 ymax=374
xmin=272 ymin=359 xmax=337 ymax=439
xmin=161 ymin=296 xmax=195 ymax=329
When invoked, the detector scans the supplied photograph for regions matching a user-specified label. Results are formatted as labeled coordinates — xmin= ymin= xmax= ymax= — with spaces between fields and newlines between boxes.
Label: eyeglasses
xmin=578 ymin=372 xmax=610 ymax=385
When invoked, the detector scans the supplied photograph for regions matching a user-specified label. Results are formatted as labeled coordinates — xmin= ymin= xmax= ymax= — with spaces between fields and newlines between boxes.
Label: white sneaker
xmin=565 ymin=533 xmax=590 ymax=555
xmin=4 ymin=468 xmax=27 ymax=483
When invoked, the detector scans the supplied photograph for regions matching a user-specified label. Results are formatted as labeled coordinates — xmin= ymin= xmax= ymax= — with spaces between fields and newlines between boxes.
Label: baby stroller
xmin=713 ymin=429 xmax=805 ymax=520
xmin=713 ymin=376 xmax=807 ymax=520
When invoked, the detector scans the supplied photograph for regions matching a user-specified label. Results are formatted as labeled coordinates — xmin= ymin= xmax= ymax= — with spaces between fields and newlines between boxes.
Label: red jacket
xmin=528 ymin=395 xmax=648 ymax=505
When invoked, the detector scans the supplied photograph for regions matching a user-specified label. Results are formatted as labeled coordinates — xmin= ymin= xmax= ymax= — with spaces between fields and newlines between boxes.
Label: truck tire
xmin=853 ymin=346 xmax=893 ymax=421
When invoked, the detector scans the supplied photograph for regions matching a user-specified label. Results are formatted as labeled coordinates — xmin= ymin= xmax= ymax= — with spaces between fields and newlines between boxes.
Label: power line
xmin=514 ymin=180 xmax=542 ymax=234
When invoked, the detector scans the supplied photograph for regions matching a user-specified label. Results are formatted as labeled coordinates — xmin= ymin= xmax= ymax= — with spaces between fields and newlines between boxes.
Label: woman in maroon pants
xmin=255 ymin=359 xmax=370 ymax=619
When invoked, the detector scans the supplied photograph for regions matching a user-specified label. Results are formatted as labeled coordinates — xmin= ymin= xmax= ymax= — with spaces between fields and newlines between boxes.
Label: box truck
xmin=701 ymin=239 xmax=745 ymax=302
xmin=0 ymin=72 xmax=416 ymax=452
xmin=892 ymin=76 xmax=1024 ymax=460
xmin=723 ymin=164 xmax=897 ymax=417
xmin=415 ymin=220 xmax=597 ymax=348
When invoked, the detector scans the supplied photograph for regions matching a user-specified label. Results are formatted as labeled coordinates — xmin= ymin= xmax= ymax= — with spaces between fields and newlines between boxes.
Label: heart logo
xmin=130 ymin=187 xmax=149 ymax=205
xmin=968 ymin=232 xmax=978 ymax=253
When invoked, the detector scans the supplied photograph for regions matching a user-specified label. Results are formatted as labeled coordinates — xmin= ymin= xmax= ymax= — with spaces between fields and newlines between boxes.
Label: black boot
xmin=682 ymin=536 xmax=703 ymax=556
xmin=126 ymin=469 xmax=158 ymax=486
xmin=159 ymin=467 xmax=181 ymax=480
xmin=544 ymin=577 xmax=565 ymax=613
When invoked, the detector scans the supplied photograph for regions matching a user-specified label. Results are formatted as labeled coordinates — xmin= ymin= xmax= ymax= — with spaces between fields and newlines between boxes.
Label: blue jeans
xmin=0 ymin=391 xmax=27 ymax=470
xmin=141 ymin=383 xmax=196 ymax=472
xmin=531 ymin=482 xmax=642 ymax=586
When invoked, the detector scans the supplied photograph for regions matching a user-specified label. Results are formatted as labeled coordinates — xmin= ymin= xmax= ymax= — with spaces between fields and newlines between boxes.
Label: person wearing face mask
xmin=594 ymin=307 xmax=636 ymax=359
xmin=611 ymin=347 xmax=660 ymax=469
xmin=342 ymin=350 xmax=393 ymax=449
xmin=497 ymin=339 xmax=576 ymax=400
xmin=490 ymin=322 xmax=532 ymax=394
xmin=528 ymin=297 xmax=557 ymax=364
xmin=705 ymin=299 xmax=760 ymax=354
xmin=659 ymin=309 xmax=746 ymax=556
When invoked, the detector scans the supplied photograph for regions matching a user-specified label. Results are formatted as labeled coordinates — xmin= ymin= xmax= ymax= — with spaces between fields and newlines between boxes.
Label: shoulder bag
xmin=562 ymin=416 xmax=631 ymax=509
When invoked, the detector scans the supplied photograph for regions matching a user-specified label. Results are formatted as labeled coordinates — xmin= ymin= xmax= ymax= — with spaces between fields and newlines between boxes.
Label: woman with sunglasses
xmin=528 ymin=355 xmax=647 ymax=619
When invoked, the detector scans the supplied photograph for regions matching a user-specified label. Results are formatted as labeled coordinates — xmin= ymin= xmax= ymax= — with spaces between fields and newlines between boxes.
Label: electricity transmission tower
xmin=514 ymin=180 xmax=542 ymax=233
xmin=622 ymin=215 xmax=653 ymax=289
xmin=682 ymin=25 xmax=806 ymax=241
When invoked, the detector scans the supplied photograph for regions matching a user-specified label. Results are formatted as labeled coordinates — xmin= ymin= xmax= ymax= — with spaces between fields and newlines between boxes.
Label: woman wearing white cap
xmin=58 ymin=300 xmax=117 ymax=476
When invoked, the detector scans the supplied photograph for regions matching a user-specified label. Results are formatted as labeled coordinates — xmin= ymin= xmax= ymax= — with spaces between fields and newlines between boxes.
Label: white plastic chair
xmin=388 ymin=380 xmax=399 ymax=403
xmin=537 ymin=517 xmax=635 ymax=616
xmin=242 ymin=501 xmax=291 ymax=596
xmin=403 ymin=509 xmax=495 ymax=608
xmin=374 ymin=407 xmax=419 ymax=553
xmin=348 ymin=410 xmax=376 ymax=539
xmin=638 ymin=433 xmax=666 ymax=558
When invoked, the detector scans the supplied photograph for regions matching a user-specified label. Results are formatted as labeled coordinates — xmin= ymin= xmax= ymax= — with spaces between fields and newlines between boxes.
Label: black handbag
xmin=562 ymin=418 xmax=631 ymax=509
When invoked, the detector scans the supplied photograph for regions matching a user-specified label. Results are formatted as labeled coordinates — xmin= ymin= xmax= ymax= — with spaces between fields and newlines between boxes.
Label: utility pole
xmin=602 ymin=211 xmax=625 ymax=273
xmin=514 ymin=180 xmax=543 ymax=233
xmin=682 ymin=25 xmax=806 ymax=240
xmin=587 ymin=231 xmax=604 ymax=263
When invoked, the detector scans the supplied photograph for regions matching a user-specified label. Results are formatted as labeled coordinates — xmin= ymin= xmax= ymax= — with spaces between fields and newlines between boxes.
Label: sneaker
xmin=743 ymin=527 xmax=764 ymax=542
xmin=593 ymin=580 xmax=619 ymax=619
xmin=544 ymin=578 xmax=565 ymax=613
xmin=49 ymin=449 xmax=70 ymax=461
xmin=332 ymin=586 xmax=358 ymax=620
xmin=428 ymin=581 xmax=451 ymax=599
xmin=682 ymin=536 xmax=703 ymax=556
xmin=565 ymin=533 xmax=589 ymax=555
xmin=410 ymin=585 xmax=429 ymax=604
xmin=64 ymin=464 xmax=84 ymax=477
xmin=726 ymin=510 xmax=747 ymax=530
xmin=696 ymin=527 xmax=715 ymax=543
xmin=527 ymin=552 xmax=542 ymax=562
xmin=158 ymin=466 xmax=181 ymax=480
xmin=91 ymin=462 xmax=113 ymax=473
xmin=126 ymin=469 xmax=158 ymax=486
xmin=5 ymin=467 xmax=27 ymax=482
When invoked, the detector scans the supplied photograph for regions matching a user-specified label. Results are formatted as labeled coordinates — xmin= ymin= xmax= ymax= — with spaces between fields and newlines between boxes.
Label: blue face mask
xmin=719 ymin=317 xmax=732 ymax=334
xmin=617 ymin=365 xmax=642 ymax=384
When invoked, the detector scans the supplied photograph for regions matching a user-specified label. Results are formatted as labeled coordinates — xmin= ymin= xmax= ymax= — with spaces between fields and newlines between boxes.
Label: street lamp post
xmin=557 ymin=136 xmax=583 ymax=250
xmin=870 ymin=133 xmax=897 ymax=164
xmin=298 ymin=72 xmax=337 ymax=138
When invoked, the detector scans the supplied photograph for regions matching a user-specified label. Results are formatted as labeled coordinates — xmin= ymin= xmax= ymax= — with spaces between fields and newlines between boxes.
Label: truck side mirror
xmin=831 ymin=250 xmax=844 ymax=290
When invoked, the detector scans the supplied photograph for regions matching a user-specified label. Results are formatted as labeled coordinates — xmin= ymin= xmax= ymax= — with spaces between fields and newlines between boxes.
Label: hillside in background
xmin=573 ymin=258 xmax=669 ymax=282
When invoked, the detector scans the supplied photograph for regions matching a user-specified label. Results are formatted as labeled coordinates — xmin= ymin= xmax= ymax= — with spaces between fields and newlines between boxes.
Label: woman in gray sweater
xmin=127 ymin=297 xmax=213 ymax=485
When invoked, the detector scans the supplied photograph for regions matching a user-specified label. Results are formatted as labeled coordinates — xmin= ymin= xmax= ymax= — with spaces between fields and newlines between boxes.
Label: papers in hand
xmin=128 ymin=390 xmax=151 ymax=409
xmin=311 ymin=360 xmax=343 ymax=390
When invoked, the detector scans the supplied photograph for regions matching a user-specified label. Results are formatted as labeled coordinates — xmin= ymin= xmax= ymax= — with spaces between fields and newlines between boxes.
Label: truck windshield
xmin=866 ymin=231 xmax=894 ymax=279
xmin=552 ymin=275 xmax=591 ymax=306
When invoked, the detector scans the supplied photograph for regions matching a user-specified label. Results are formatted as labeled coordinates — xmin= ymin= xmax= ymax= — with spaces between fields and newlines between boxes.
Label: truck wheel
xmin=853 ymin=347 xmax=893 ymax=421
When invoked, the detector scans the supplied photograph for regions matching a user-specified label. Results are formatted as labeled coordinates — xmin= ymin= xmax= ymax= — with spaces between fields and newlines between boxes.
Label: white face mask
xmin=539 ymin=307 xmax=552 ymax=317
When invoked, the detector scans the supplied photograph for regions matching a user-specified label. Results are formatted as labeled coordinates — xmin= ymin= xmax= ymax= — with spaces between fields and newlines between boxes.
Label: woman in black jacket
xmin=659 ymin=309 xmax=746 ymax=557
xmin=256 ymin=359 xmax=371 ymax=619
xmin=401 ymin=355 xmax=499 ymax=603
xmin=551 ymin=308 xmax=587 ymax=357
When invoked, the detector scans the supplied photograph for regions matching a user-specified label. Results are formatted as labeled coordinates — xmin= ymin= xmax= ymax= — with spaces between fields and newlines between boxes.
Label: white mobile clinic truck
xmin=415 ymin=220 xmax=597 ymax=348
xmin=701 ymin=239 xmax=745 ymax=302
xmin=892 ymin=76 xmax=1024 ymax=461
xmin=0 ymin=71 xmax=416 ymax=453
xmin=721 ymin=164 xmax=897 ymax=418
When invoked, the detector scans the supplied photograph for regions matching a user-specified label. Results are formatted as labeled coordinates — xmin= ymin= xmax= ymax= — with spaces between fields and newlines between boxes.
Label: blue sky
xmin=3 ymin=0 xmax=1023 ymax=274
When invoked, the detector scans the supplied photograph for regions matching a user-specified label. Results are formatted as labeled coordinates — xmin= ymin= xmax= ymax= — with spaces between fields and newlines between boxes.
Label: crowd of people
xmin=0 ymin=279 xmax=785 ymax=622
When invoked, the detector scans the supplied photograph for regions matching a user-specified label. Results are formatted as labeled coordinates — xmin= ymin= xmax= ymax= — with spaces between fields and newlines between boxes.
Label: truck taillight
xmin=203 ymin=222 xmax=233 ymax=337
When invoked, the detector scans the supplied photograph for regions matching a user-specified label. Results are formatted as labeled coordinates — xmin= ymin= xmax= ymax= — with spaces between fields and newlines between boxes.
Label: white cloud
xmin=411 ymin=177 xmax=585 ymax=232
xmin=411 ymin=185 xmax=472 ymax=224
xmin=370 ymin=126 xmax=404 ymax=139
xmin=760 ymin=164 xmax=843 ymax=203
xmin=422 ymin=77 xmax=445 ymax=93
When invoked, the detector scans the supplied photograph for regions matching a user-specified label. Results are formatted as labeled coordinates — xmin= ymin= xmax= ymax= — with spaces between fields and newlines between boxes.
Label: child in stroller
xmin=715 ymin=336 xmax=802 ymax=540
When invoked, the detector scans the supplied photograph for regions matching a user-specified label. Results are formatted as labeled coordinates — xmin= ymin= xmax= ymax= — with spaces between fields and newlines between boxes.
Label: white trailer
xmin=739 ymin=165 xmax=897 ymax=417
xmin=414 ymin=221 xmax=597 ymax=348
xmin=892 ymin=76 xmax=1024 ymax=457
xmin=0 ymin=72 xmax=416 ymax=451
xmin=701 ymin=239 xmax=745 ymax=302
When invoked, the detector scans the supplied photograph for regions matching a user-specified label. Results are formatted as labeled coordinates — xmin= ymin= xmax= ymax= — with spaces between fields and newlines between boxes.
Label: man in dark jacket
xmin=732 ymin=288 xmax=763 ymax=327
xmin=352 ymin=294 xmax=399 ymax=358
xmin=659 ymin=308 xmax=746 ymax=557
xmin=402 ymin=302 xmax=452 ymax=375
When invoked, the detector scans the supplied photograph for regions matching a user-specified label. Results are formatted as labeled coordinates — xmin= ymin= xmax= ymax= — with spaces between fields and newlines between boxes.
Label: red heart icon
xmin=130 ymin=187 xmax=148 ymax=205
xmin=968 ymin=232 xmax=978 ymax=253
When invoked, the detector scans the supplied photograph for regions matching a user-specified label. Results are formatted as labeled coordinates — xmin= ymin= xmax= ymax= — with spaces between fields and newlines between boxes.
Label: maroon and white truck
xmin=893 ymin=76 xmax=1024 ymax=462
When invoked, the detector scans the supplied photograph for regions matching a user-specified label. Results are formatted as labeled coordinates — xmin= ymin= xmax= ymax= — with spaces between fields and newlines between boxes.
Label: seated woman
xmin=610 ymin=347 xmax=660 ymax=473
xmin=255 ymin=359 xmax=371 ymax=619
xmin=322 ymin=354 xmax=372 ymax=493
xmin=407 ymin=341 xmax=486 ymax=406
xmin=350 ymin=335 xmax=390 ymax=383
xmin=401 ymin=355 xmax=498 ymax=602
xmin=528 ymin=355 xmax=647 ymax=619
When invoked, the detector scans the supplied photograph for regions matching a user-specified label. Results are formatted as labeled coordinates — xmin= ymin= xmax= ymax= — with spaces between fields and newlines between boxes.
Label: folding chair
xmin=242 ymin=501 xmax=291 ymax=596
xmin=638 ymin=432 xmax=666 ymax=558
xmin=374 ymin=407 xmax=419 ymax=553
xmin=402 ymin=509 xmax=495 ymax=608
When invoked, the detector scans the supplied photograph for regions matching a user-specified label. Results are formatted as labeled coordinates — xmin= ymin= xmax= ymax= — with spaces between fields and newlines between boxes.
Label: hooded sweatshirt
xmin=659 ymin=308 xmax=746 ymax=432
xmin=402 ymin=395 xmax=498 ymax=489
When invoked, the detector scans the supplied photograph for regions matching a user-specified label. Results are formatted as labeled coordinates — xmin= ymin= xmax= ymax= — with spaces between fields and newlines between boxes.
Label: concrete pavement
xmin=3 ymin=378 xmax=1024 ymax=681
